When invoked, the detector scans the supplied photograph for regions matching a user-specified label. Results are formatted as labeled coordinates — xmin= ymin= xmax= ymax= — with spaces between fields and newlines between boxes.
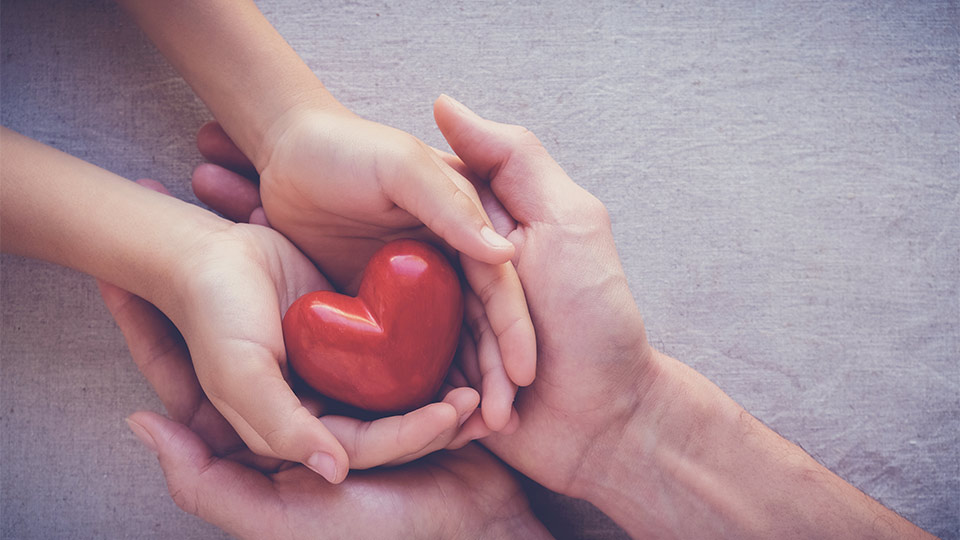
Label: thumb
xmin=433 ymin=94 xmax=592 ymax=225
xmin=126 ymin=411 xmax=280 ymax=539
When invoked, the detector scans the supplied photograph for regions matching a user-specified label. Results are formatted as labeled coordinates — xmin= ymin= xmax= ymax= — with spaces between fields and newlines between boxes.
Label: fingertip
xmin=435 ymin=94 xmax=477 ymax=121
xmin=248 ymin=207 xmax=270 ymax=227
xmin=196 ymin=121 xmax=221 ymax=149
xmin=442 ymin=387 xmax=481 ymax=425
xmin=503 ymin=328 xmax=537 ymax=388
xmin=480 ymin=394 xmax=514 ymax=433
xmin=191 ymin=163 xmax=261 ymax=222
xmin=480 ymin=226 xmax=516 ymax=260
xmin=505 ymin=337 xmax=538 ymax=388
xmin=125 ymin=412 xmax=159 ymax=454
xmin=134 ymin=178 xmax=171 ymax=195
xmin=501 ymin=408 xmax=521 ymax=435
xmin=196 ymin=122 xmax=257 ymax=175
xmin=305 ymin=451 xmax=343 ymax=484
xmin=428 ymin=400 xmax=461 ymax=429
xmin=449 ymin=411 xmax=493 ymax=448
xmin=95 ymin=278 xmax=130 ymax=308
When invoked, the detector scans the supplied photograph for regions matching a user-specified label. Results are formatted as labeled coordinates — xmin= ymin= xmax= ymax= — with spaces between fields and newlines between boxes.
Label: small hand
xmin=106 ymin=180 xmax=482 ymax=482
xmin=432 ymin=96 xmax=655 ymax=496
xmin=194 ymin=117 xmax=535 ymax=430
xmin=100 ymin=250 xmax=548 ymax=539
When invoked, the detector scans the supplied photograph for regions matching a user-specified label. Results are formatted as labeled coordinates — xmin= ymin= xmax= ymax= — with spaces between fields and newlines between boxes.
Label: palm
xmin=100 ymin=261 xmax=530 ymax=539
xmin=482 ymin=206 xmax=649 ymax=494
xmin=430 ymin=105 xmax=653 ymax=494
xmin=171 ymin=222 xmax=333 ymax=453
xmin=260 ymin=444 xmax=526 ymax=539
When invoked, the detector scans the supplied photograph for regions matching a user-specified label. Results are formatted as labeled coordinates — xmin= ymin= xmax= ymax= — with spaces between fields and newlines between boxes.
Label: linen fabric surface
xmin=1 ymin=1 xmax=957 ymax=538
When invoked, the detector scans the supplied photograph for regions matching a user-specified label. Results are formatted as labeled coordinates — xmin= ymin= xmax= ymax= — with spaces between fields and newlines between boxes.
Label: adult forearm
xmin=0 ymin=128 xmax=227 ymax=315
xmin=116 ymin=0 xmax=339 ymax=169
xmin=581 ymin=351 xmax=933 ymax=539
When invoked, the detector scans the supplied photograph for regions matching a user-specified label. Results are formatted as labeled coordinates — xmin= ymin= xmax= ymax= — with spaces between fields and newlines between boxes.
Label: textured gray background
xmin=1 ymin=0 xmax=957 ymax=538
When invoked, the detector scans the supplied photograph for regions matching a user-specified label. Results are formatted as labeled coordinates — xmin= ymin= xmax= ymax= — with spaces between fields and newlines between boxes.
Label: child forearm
xmin=0 ymin=127 xmax=228 ymax=315
xmin=115 ymin=0 xmax=339 ymax=170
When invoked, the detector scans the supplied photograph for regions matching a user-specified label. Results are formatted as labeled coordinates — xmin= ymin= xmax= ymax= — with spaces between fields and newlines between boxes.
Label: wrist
xmin=575 ymin=350 xmax=747 ymax=537
xmin=137 ymin=200 xmax=234 ymax=324
xmin=255 ymin=97 xmax=352 ymax=174
xmin=118 ymin=0 xmax=344 ymax=172
xmin=574 ymin=351 xmax=932 ymax=539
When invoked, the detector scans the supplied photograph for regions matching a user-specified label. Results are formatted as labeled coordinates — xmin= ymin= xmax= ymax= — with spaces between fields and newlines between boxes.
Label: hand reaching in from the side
xmin=432 ymin=96 xmax=656 ymax=497
xmin=194 ymin=116 xmax=534 ymax=430
xmin=99 ymin=243 xmax=550 ymax=539
xmin=104 ymin=180 xmax=483 ymax=483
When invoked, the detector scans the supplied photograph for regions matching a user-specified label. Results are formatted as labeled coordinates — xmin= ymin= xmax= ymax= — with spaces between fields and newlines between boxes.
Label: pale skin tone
xmin=3 ymin=0 xmax=536 ymax=482
xmin=115 ymin=0 xmax=536 ymax=433
xmin=0 ymin=129 xmax=488 ymax=483
xmin=96 ymin=226 xmax=550 ymax=540
xmin=134 ymin=96 xmax=935 ymax=539
xmin=435 ymin=98 xmax=935 ymax=539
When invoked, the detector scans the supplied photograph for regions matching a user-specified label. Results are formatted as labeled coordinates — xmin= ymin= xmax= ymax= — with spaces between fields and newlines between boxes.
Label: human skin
xmin=184 ymin=97 xmax=930 ymax=538
xmin=430 ymin=96 xmax=935 ymax=539
xmin=180 ymin=95 xmax=935 ymax=538
xmin=0 ymin=130 xmax=486 ymax=483
xmin=92 ymin=184 xmax=551 ymax=540
xmin=114 ymin=0 xmax=536 ymax=433
xmin=99 ymin=281 xmax=549 ymax=540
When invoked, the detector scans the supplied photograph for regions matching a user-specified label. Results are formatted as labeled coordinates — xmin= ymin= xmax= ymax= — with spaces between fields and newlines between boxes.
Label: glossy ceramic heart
xmin=282 ymin=239 xmax=463 ymax=413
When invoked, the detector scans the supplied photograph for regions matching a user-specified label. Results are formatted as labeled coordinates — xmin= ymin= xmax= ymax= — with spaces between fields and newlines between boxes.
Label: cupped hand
xmin=99 ymin=252 xmax=548 ymax=540
xmin=432 ymin=96 xmax=658 ymax=497
xmin=107 ymin=180 xmax=482 ymax=483
xmin=130 ymin=411 xmax=546 ymax=540
xmin=193 ymin=114 xmax=535 ymax=430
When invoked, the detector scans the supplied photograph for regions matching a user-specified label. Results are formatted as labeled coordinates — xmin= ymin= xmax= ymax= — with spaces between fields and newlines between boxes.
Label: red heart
xmin=282 ymin=239 xmax=463 ymax=413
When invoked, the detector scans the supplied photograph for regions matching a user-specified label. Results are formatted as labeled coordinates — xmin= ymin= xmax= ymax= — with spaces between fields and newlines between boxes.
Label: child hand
xmin=105 ymin=180 xmax=481 ymax=482
xmin=194 ymin=114 xmax=535 ymax=431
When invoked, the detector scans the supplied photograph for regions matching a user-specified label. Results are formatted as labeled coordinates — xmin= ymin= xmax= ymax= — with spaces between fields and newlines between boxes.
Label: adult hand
xmin=194 ymin=116 xmax=535 ymax=430
xmin=100 ymin=258 xmax=549 ymax=540
xmin=106 ymin=180 xmax=482 ymax=483
xmin=432 ymin=98 xmax=936 ymax=540
xmin=432 ymin=96 xmax=655 ymax=496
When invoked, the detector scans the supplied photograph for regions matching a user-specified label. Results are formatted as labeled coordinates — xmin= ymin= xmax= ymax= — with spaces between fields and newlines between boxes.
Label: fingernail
xmin=481 ymin=226 xmax=513 ymax=250
xmin=458 ymin=408 xmax=473 ymax=427
xmin=306 ymin=452 xmax=338 ymax=483
xmin=125 ymin=418 xmax=157 ymax=454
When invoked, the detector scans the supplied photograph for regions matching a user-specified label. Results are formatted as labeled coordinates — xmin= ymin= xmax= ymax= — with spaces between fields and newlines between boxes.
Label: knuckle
xmin=349 ymin=422 xmax=375 ymax=467
xmin=579 ymin=194 xmax=611 ymax=227
xmin=374 ymin=134 xmax=427 ymax=189
xmin=475 ymin=271 xmax=509 ymax=306
xmin=394 ymin=135 xmax=431 ymax=169
xmin=263 ymin=431 xmax=293 ymax=457
xmin=449 ymin=188 xmax=479 ymax=220
xmin=495 ymin=314 xmax=527 ymax=341
xmin=244 ymin=436 xmax=274 ymax=458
